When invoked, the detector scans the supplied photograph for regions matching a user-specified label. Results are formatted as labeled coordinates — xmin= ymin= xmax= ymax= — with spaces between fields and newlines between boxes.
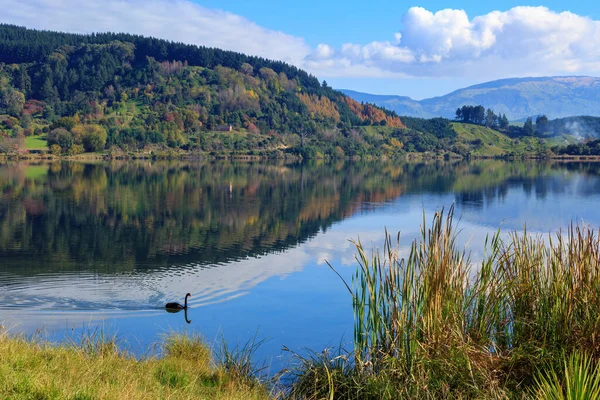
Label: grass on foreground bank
xmin=287 ymin=207 xmax=600 ymax=399
xmin=0 ymin=331 xmax=269 ymax=400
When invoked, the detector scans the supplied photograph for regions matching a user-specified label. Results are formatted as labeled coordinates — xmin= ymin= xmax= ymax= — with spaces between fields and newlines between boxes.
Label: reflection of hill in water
xmin=0 ymin=161 xmax=407 ymax=275
xmin=3 ymin=160 xmax=600 ymax=316
xmin=450 ymin=162 xmax=600 ymax=230
xmin=2 ymin=160 xmax=600 ymax=276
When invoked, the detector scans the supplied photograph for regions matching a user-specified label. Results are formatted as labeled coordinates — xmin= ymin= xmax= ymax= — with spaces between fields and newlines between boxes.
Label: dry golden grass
xmin=0 ymin=331 xmax=269 ymax=400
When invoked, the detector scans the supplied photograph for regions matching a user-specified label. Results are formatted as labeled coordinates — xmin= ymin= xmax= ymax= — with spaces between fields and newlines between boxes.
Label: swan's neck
xmin=184 ymin=294 xmax=189 ymax=308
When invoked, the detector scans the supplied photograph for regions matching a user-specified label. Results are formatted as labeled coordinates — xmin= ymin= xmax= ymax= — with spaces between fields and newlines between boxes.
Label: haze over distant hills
xmin=341 ymin=77 xmax=600 ymax=121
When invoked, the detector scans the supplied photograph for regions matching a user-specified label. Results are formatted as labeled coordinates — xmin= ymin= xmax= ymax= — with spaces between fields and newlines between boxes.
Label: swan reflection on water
xmin=165 ymin=306 xmax=192 ymax=324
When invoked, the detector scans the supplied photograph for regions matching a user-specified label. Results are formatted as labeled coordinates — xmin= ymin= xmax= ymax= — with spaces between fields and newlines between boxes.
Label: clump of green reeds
xmin=289 ymin=206 xmax=600 ymax=398
xmin=533 ymin=352 xmax=600 ymax=400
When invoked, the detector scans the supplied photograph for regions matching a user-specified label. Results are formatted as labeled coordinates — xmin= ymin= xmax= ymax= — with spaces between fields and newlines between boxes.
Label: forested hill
xmin=0 ymin=24 xmax=404 ymax=158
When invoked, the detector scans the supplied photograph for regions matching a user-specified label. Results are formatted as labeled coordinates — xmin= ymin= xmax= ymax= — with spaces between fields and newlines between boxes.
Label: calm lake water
xmin=2 ymin=160 xmax=600 ymax=370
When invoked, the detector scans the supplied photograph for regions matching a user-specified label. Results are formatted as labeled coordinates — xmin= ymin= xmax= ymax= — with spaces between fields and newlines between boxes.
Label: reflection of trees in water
xmin=0 ymin=161 xmax=405 ymax=274
xmin=453 ymin=162 xmax=600 ymax=210
xmin=2 ymin=160 xmax=599 ymax=275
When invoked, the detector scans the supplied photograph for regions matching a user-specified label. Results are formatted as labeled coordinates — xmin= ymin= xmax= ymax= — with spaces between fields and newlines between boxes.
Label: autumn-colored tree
xmin=245 ymin=122 xmax=260 ymax=134
xmin=68 ymin=144 xmax=84 ymax=156
xmin=390 ymin=138 xmax=403 ymax=148
xmin=158 ymin=60 xmax=187 ymax=75
xmin=22 ymin=100 xmax=45 ymax=116
xmin=298 ymin=93 xmax=340 ymax=121
xmin=259 ymin=67 xmax=278 ymax=80
xmin=342 ymin=97 xmax=405 ymax=128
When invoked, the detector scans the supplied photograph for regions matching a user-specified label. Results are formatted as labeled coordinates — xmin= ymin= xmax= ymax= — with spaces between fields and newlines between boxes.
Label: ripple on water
xmin=0 ymin=257 xmax=266 ymax=320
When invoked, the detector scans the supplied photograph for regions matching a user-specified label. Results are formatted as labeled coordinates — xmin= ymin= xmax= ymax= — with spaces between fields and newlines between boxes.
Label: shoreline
xmin=4 ymin=150 xmax=600 ymax=163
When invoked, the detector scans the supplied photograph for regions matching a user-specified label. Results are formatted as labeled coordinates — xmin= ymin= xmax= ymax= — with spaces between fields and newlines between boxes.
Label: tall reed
xmin=295 ymin=206 xmax=600 ymax=398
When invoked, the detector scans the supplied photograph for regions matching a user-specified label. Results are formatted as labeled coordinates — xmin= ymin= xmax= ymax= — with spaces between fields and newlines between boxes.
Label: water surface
xmin=1 ymin=160 xmax=600 ymax=369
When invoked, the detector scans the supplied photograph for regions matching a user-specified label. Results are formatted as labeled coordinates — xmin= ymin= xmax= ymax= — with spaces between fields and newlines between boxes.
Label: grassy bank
xmin=287 ymin=207 xmax=600 ymax=399
xmin=0 ymin=331 xmax=269 ymax=400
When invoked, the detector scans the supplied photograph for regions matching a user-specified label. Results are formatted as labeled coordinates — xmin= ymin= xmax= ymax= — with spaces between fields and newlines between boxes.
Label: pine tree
xmin=524 ymin=117 xmax=534 ymax=136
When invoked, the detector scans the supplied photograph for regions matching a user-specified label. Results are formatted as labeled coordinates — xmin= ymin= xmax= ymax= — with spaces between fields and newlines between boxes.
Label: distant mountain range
xmin=341 ymin=76 xmax=600 ymax=121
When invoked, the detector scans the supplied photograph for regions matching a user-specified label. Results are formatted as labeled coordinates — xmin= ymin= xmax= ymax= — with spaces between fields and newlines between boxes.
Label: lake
xmin=1 ymin=160 xmax=600 ymax=371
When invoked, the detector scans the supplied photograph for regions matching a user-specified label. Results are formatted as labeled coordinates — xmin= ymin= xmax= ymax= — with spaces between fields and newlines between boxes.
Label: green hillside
xmin=452 ymin=123 xmax=578 ymax=156
xmin=0 ymin=24 xmax=404 ymax=159
xmin=0 ymin=25 xmax=589 ymax=159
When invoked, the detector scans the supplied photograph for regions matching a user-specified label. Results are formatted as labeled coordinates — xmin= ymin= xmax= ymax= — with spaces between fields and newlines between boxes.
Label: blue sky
xmin=193 ymin=0 xmax=600 ymax=97
xmin=3 ymin=0 xmax=600 ymax=99
xmin=196 ymin=0 xmax=600 ymax=47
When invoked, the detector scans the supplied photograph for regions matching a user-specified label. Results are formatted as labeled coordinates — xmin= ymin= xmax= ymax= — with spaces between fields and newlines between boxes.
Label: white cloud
xmin=312 ymin=44 xmax=335 ymax=59
xmin=307 ymin=6 xmax=600 ymax=79
xmin=2 ymin=1 xmax=600 ymax=80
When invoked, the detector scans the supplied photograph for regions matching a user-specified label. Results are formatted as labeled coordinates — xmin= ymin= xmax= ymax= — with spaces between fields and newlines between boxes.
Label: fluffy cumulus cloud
xmin=2 ymin=1 xmax=600 ymax=79
xmin=307 ymin=6 xmax=600 ymax=78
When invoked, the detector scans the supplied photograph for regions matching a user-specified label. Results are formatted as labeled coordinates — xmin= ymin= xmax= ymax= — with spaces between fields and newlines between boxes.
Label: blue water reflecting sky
xmin=2 ymin=161 xmax=600 ymax=372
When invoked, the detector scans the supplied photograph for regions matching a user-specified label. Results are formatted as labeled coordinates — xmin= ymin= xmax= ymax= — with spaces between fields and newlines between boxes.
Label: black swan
xmin=165 ymin=293 xmax=191 ymax=310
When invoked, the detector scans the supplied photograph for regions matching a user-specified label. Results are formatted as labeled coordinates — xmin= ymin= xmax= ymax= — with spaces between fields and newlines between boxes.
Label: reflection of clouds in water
xmin=0 ymin=216 xmax=534 ymax=333
xmin=305 ymin=230 xmax=383 ymax=266
xmin=0 ymin=227 xmax=381 ymax=322
xmin=330 ymin=208 xmax=495 ymax=268
xmin=4 ymin=185 xmax=600 ymax=331
xmin=0 ymin=252 xmax=308 ymax=313
xmin=318 ymin=198 xmax=588 ymax=273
